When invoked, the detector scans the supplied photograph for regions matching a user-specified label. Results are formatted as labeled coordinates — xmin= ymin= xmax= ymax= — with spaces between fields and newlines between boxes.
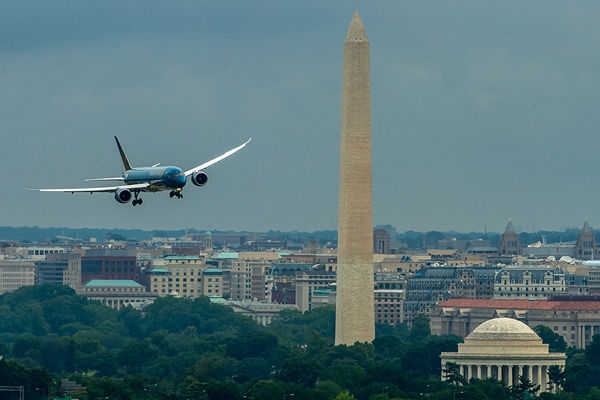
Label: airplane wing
xmin=85 ymin=177 xmax=124 ymax=182
xmin=28 ymin=183 xmax=150 ymax=194
xmin=184 ymin=138 xmax=251 ymax=177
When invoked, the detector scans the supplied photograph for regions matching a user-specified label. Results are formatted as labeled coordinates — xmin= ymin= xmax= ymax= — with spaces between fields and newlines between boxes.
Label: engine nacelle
xmin=191 ymin=171 xmax=208 ymax=187
xmin=114 ymin=189 xmax=132 ymax=203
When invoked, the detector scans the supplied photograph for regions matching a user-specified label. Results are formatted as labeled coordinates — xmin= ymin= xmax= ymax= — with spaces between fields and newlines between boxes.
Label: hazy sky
xmin=2 ymin=1 xmax=600 ymax=233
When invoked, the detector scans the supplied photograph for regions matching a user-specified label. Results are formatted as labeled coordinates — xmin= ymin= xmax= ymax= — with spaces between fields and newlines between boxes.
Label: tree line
xmin=1 ymin=285 xmax=600 ymax=400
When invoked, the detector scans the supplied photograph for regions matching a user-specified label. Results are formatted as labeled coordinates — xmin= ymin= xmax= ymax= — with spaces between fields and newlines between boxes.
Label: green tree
xmin=587 ymin=387 xmax=600 ymax=400
xmin=245 ymin=380 xmax=286 ymax=400
xmin=314 ymin=380 xmax=343 ymax=400
xmin=205 ymin=380 xmax=242 ymax=400
xmin=278 ymin=353 xmax=320 ymax=385
xmin=547 ymin=365 xmax=565 ymax=391
xmin=534 ymin=325 xmax=567 ymax=352
xmin=410 ymin=314 xmax=431 ymax=340
xmin=443 ymin=362 xmax=467 ymax=386
xmin=116 ymin=339 xmax=158 ymax=369
xmin=586 ymin=334 xmax=600 ymax=366
xmin=334 ymin=391 xmax=356 ymax=400
xmin=322 ymin=358 xmax=367 ymax=392
xmin=510 ymin=375 xmax=540 ymax=400
xmin=563 ymin=353 xmax=591 ymax=394
xmin=461 ymin=378 xmax=510 ymax=400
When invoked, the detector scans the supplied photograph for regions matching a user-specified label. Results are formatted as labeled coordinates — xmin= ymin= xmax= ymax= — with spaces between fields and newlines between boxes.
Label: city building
xmin=268 ymin=260 xmax=312 ymax=304
xmin=77 ymin=279 xmax=157 ymax=310
xmin=523 ymin=242 xmax=576 ymax=259
xmin=210 ymin=297 xmax=297 ymax=326
xmin=374 ymin=229 xmax=391 ymax=254
xmin=212 ymin=252 xmax=280 ymax=301
xmin=432 ymin=297 xmax=600 ymax=348
xmin=81 ymin=249 xmax=139 ymax=283
xmin=494 ymin=266 xmax=567 ymax=299
xmin=145 ymin=256 xmax=218 ymax=298
xmin=451 ymin=267 xmax=499 ymax=299
xmin=403 ymin=266 xmax=498 ymax=325
xmin=497 ymin=219 xmax=522 ymax=257
xmin=584 ymin=261 xmax=600 ymax=294
xmin=575 ymin=220 xmax=599 ymax=260
xmin=279 ymin=254 xmax=337 ymax=272
xmin=170 ymin=231 xmax=213 ymax=254
xmin=35 ymin=252 xmax=81 ymax=289
xmin=202 ymin=268 xmax=223 ymax=297
xmin=374 ymin=281 xmax=404 ymax=326
xmin=19 ymin=245 xmax=67 ymax=260
xmin=374 ymin=289 xmax=405 ymax=325
xmin=0 ymin=260 xmax=35 ymax=295
xmin=311 ymin=288 xmax=337 ymax=309
xmin=374 ymin=256 xmax=428 ymax=277
xmin=440 ymin=318 xmax=565 ymax=392
xmin=296 ymin=270 xmax=337 ymax=313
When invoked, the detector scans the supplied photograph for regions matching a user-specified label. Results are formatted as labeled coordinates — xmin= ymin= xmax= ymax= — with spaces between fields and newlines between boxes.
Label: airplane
xmin=30 ymin=136 xmax=251 ymax=206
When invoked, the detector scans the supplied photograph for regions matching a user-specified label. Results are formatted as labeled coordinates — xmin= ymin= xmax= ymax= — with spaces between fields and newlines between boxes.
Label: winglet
xmin=114 ymin=136 xmax=132 ymax=171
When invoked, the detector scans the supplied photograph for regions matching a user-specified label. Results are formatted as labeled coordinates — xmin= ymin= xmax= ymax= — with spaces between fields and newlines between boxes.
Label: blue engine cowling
xmin=114 ymin=189 xmax=132 ymax=203
xmin=191 ymin=171 xmax=208 ymax=187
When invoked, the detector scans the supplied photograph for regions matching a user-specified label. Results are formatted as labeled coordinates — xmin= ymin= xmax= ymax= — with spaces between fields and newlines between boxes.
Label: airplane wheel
xmin=169 ymin=191 xmax=174 ymax=198
xmin=132 ymin=199 xmax=137 ymax=206
xmin=180 ymin=193 xmax=183 ymax=199
xmin=138 ymin=198 xmax=143 ymax=205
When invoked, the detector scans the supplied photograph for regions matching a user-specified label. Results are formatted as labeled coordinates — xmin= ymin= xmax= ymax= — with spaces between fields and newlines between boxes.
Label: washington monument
xmin=335 ymin=11 xmax=375 ymax=345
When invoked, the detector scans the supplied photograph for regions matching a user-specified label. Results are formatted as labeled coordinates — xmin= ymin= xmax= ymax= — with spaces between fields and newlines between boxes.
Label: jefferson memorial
xmin=440 ymin=318 xmax=566 ymax=392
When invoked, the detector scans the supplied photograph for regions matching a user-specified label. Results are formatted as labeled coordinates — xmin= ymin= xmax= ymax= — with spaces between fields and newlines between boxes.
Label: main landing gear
xmin=132 ymin=190 xmax=143 ymax=206
xmin=169 ymin=189 xmax=183 ymax=199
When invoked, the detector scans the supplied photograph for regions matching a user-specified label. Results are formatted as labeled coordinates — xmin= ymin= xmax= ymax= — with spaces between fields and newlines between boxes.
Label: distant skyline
xmin=3 ymin=1 xmax=600 ymax=233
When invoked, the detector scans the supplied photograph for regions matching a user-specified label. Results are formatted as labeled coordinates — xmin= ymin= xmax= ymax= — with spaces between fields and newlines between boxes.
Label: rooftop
xmin=467 ymin=318 xmax=539 ymax=342
xmin=148 ymin=268 xmax=169 ymax=274
xmin=204 ymin=268 xmax=223 ymax=275
xmin=84 ymin=279 xmax=142 ymax=288
xmin=213 ymin=252 xmax=239 ymax=260
xmin=440 ymin=298 xmax=600 ymax=311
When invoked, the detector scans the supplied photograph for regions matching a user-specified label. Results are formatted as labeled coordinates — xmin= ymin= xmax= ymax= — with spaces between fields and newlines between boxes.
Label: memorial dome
xmin=466 ymin=318 xmax=540 ymax=342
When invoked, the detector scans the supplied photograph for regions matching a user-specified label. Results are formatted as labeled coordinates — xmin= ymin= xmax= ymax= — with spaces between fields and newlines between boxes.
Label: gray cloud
xmin=2 ymin=1 xmax=600 ymax=232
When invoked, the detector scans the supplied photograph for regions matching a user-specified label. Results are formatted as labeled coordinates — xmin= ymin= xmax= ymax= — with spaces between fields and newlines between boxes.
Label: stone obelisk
xmin=335 ymin=11 xmax=375 ymax=345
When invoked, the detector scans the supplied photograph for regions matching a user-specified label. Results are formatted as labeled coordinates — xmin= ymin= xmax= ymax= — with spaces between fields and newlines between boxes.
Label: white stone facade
xmin=494 ymin=266 xmax=566 ymax=299
xmin=441 ymin=318 xmax=566 ymax=393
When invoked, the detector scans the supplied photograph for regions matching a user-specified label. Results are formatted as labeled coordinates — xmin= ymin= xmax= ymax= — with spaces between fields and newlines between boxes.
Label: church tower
xmin=575 ymin=220 xmax=598 ymax=260
xmin=497 ymin=219 xmax=522 ymax=256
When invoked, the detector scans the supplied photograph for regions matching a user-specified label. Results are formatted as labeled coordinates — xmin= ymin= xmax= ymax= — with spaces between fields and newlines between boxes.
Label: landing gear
xmin=169 ymin=190 xmax=183 ymax=199
xmin=132 ymin=191 xmax=143 ymax=206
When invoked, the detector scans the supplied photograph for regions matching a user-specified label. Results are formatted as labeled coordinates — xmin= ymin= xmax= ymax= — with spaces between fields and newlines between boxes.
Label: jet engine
xmin=114 ymin=189 xmax=132 ymax=203
xmin=191 ymin=171 xmax=208 ymax=187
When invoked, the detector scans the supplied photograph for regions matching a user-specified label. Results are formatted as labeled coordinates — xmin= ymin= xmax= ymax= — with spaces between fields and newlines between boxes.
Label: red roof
xmin=439 ymin=298 xmax=600 ymax=311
